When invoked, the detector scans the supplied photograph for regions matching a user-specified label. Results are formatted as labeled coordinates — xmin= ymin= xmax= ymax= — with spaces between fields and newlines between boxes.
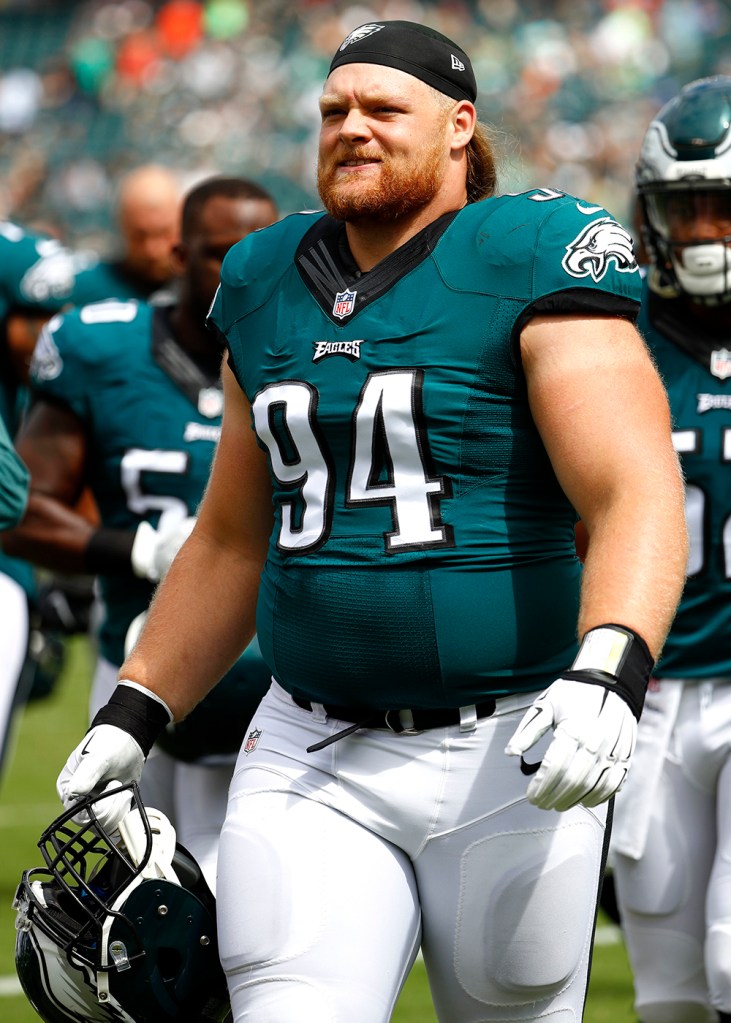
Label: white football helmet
xmin=636 ymin=75 xmax=731 ymax=304
xmin=13 ymin=784 xmax=231 ymax=1023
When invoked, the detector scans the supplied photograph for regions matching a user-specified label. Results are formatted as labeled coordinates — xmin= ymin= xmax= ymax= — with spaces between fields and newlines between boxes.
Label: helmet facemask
xmin=640 ymin=181 xmax=731 ymax=304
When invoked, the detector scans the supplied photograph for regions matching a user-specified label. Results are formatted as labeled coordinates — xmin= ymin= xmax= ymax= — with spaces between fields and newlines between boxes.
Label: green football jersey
xmin=69 ymin=258 xmax=173 ymax=306
xmin=0 ymin=413 xmax=28 ymax=530
xmin=29 ymin=298 xmax=270 ymax=756
xmin=210 ymin=190 xmax=642 ymax=708
xmin=639 ymin=275 xmax=731 ymax=678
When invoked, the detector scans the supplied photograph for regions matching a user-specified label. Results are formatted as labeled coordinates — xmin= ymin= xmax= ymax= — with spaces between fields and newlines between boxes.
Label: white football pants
xmin=91 ymin=656 xmax=233 ymax=893
xmin=218 ymin=681 xmax=609 ymax=1023
xmin=613 ymin=678 xmax=731 ymax=1023
xmin=0 ymin=572 xmax=29 ymax=775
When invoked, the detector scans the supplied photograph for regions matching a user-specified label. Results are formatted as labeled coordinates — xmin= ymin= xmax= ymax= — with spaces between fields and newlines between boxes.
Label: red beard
xmin=317 ymin=143 xmax=446 ymax=222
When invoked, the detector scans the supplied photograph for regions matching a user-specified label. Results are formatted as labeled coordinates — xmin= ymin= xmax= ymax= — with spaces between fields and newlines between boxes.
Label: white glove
xmin=56 ymin=723 xmax=145 ymax=830
xmin=131 ymin=516 xmax=196 ymax=583
xmin=505 ymin=679 xmax=637 ymax=812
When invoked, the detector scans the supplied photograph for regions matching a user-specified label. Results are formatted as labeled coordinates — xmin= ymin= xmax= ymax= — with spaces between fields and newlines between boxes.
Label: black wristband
xmin=561 ymin=623 xmax=654 ymax=721
xmin=90 ymin=684 xmax=172 ymax=757
xmin=84 ymin=528 xmax=136 ymax=576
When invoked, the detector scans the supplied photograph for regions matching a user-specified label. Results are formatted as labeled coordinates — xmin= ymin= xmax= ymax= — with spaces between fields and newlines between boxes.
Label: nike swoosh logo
xmin=80 ymin=738 xmax=94 ymax=756
xmin=576 ymin=203 xmax=604 ymax=215
xmin=520 ymin=757 xmax=541 ymax=776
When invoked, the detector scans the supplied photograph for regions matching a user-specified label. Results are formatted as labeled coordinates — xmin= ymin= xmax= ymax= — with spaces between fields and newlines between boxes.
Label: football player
xmin=53 ymin=21 xmax=687 ymax=1023
xmin=3 ymin=176 xmax=278 ymax=888
xmin=609 ymin=76 xmax=731 ymax=1023
xmin=70 ymin=163 xmax=183 ymax=306
xmin=0 ymin=412 xmax=30 ymax=756
xmin=0 ymin=222 xmax=91 ymax=776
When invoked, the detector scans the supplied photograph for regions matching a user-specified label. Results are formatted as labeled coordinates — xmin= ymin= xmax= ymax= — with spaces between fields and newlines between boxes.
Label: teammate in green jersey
xmin=4 ymin=176 xmax=278 ymax=887
xmin=0 ymin=222 xmax=91 ymax=776
xmin=610 ymin=76 xmax=731 ymax=1023
xmin=54 ymin=21 xmax=687 ymax=1023
xmin=0 ymin=173 xmax=181 ymax=779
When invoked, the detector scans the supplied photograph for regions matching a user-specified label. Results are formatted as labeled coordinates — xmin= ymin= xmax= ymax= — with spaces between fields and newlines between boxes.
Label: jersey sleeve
xmin=28 ymin=300 xmax=141 ymax=420
xmin=0 ymin=414 xmax=28 ymax=529
xmin=208 ymin=225 xmax=277 ymax=383
xmin=434 ymin=191 xmax=642 ymax=324
xmin=206 ymin=236 xmax=254 ymax=373
xmin=28 ymin=312 xmax=91 ymax=421
xmin=206 ymin=282 xmax=228 ymax=348
xmin=527 ymin=193 xmax=642 ymax=313
xmin=208 ymin=212 xmax=324 ymax=341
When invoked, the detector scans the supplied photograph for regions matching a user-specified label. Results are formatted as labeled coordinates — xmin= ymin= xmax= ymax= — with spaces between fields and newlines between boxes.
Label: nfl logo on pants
xmin=244 ymin=728 xmax=261 ymax=755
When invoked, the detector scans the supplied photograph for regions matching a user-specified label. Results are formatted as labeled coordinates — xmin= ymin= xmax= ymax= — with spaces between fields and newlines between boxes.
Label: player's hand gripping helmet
xmin=636 ymin=75 xmax=731 ymax=303
xmin=13 ymin=783 xmax=231 ymax=1023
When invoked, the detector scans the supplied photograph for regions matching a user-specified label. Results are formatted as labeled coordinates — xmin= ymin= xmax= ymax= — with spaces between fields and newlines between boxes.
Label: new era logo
xmin=451 ymin=54 xmax=465 ymax=71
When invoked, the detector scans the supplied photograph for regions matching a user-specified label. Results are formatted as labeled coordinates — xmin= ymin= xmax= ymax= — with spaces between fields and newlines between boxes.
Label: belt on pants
xmin=292 ymin=696 xmax=498 ymax=753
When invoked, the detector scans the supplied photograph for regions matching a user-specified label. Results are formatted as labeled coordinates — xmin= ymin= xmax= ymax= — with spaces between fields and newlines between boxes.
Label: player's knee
xmin=637 ymin=999 xmax=717 ymax=1023
xmin=454 ymin=822 xmax=600 ymax=1004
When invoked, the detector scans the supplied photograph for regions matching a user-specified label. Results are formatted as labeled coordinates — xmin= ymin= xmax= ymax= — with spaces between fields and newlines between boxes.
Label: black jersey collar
xmin=295 ymin=209 xmax=459 ymax=324
xmin=152 ymin=305 xmax=222 ymax=418
xmin=647 ymin=288 xmax=730 ymax=374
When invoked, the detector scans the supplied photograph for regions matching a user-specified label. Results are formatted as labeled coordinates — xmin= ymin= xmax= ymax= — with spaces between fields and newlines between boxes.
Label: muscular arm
xmin=119 ymin=362 xmax=274 ymax=719
xmin=520 ymin=313 xmax=687 ymax=659
xmin=1 ymin=399 xmax=99 ymax=570
xmin=5 ymin=312 xmax=51 ymax=383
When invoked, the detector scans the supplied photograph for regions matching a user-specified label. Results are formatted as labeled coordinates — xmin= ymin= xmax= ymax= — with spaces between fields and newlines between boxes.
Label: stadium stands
xmin=0 ymin=0 xmax=728 ymax=249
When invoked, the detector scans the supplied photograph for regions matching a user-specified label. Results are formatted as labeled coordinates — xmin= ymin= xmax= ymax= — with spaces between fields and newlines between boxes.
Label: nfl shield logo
xmin=711 ymin=348 xmax=731 ymax=380
xmin=332 ymin=289 xmax=357 ymax=320
xmin=198 ymin=386 xmax=223 ymax=418
xmin=243 ymin=728 xmax=262 ymax=755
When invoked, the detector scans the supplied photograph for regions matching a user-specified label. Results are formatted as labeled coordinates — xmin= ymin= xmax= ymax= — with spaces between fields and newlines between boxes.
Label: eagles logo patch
xmin=562 ymin=218 xmax=638 ymax=283
xmin=338 ymin=24 xmax=384 ymax=50
xmin=30 ymin=318 xmax=64 ymax=382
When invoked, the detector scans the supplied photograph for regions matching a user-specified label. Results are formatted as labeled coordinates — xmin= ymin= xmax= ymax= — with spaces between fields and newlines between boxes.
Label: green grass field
xmin=0 ymin=637 xmax=638 ymax=1022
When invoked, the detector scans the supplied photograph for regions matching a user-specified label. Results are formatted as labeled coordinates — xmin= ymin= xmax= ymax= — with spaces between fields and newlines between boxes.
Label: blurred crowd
xmin=0 ymin=0 xmax=729 ymax=251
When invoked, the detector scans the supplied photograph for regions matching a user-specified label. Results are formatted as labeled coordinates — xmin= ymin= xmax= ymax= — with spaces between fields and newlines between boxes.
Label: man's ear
xmin=450 ymin=100 xmax=476 ymax=153
xmin=170 ymin=241 xmax=187 ymax=275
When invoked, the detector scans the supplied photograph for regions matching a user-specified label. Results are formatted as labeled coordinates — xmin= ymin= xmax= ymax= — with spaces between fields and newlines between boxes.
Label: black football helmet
xmin=13 ymin=784 xmax=231 ymax=1023
xmin=636 ymin=75 xmax=731 ymax=303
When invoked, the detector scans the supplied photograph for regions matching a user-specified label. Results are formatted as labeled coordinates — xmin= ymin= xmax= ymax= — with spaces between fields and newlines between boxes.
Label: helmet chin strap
xmin=97 ymin=804 xmax=180 ymax=1003
xmin=118 ymin=805 xmax=178 ymax=882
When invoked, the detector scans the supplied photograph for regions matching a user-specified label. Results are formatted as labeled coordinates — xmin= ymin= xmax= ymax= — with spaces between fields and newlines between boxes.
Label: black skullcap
xmin=328 ymin=21 xmax=477 ymax=103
